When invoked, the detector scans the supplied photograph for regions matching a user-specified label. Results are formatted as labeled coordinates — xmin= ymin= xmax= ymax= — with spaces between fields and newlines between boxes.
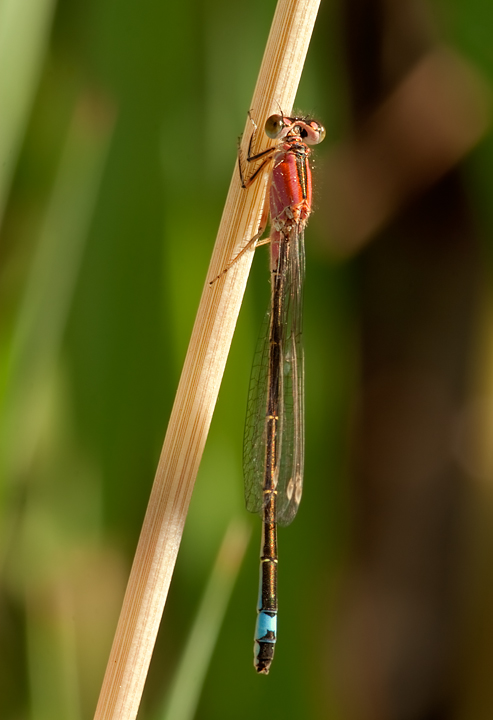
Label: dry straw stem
xmin=93 ymin=0 xmax=321 ymax=718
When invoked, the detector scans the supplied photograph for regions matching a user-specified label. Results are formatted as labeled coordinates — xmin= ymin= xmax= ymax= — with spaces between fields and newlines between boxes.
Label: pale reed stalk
xmin=93 ymin=1 xmax=321 ymax=717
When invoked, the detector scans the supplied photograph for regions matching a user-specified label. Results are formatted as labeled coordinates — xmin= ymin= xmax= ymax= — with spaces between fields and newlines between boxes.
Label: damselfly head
xmin=264 ymin=114 xmax=326 ymax=145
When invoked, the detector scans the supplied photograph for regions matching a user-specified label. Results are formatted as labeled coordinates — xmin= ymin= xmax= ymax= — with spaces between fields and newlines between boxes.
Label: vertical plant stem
xmin=93 ymin=1 xmax=321 ymax=718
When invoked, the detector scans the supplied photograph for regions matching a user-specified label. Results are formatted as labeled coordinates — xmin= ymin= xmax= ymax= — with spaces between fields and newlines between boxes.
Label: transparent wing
xmin=243 ymin=227 xmax=305 ymax=527
xmin=275 ymin=227 xmax=305 ymax=526
xmin=243 ymin=307 xmax=270 ymax=517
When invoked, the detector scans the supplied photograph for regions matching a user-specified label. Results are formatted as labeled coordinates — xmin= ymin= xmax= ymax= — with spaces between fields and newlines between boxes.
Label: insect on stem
xmin=233 ymin=111 xmax=325 ymax=673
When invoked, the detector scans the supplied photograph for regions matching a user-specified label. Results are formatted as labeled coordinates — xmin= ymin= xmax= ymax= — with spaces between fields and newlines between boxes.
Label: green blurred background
xmin=2 ymin=0 xmax=493 ymax=718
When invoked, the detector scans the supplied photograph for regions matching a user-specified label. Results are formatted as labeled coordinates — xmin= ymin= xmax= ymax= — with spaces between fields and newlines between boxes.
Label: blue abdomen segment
xmin=255 ymin=610 xmax=277 ymax=641
xmin=254 ymin=544 xmax=278 ymax=673
xmin=254 ymin=611 xmax=277 ymax=673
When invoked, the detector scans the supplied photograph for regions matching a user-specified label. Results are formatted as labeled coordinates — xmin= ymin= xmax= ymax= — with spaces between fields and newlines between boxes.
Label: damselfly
xmin=213 ymin=112 xmax=325 ymax=674
xmin=241 ymin=112 xmax=326 ymax=674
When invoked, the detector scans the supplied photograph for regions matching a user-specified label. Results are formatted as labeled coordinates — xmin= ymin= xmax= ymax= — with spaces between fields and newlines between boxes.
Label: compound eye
xmin=314 ymin=123 xmax=326 ymax=144
xmin=306 ymin=121 xmax=326 ymax=145
xmin=265 ymin=114 xmax=285 ymax=139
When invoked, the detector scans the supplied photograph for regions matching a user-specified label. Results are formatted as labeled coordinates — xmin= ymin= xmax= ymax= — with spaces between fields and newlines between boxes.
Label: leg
xmin=238 ymin=112 xmax=276 ymax=189
xmin=210 ymin=195 xmax=271 ymax=284
xmin=238 ymin=140 xmax=275 ymax=189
